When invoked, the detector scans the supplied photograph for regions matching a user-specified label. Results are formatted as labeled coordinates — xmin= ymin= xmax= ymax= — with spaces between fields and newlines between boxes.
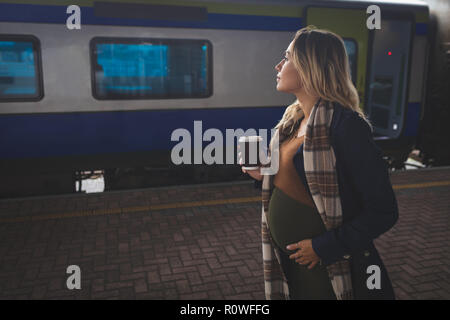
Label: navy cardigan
xmin=255 ymin=103 xmax=399 ymax=299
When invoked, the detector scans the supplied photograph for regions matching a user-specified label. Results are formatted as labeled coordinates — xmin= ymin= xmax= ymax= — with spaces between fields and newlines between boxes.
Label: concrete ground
xmin=0 ymin=167 xmax=449 ymax=299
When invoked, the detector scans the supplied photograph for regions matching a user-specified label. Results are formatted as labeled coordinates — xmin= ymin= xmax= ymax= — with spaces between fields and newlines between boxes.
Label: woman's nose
xmin=275 ymin=62 xmax=281 ymax=71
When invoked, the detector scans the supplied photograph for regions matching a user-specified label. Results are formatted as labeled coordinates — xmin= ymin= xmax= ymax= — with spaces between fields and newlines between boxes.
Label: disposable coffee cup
xmin=238 ymin=135 xmax=262 ymax=170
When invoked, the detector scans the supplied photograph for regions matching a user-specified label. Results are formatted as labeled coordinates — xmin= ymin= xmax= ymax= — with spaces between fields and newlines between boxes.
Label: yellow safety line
xmin=0 ymin=196 xmax=261 ymax=223
xmin=392 ymin=180 xmax=450 ymax=190
xmin=0 ymin=181 xmax=449 ymax=224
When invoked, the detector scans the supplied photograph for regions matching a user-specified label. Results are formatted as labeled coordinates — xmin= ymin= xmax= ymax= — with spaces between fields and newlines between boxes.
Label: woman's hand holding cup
xmin=238 ymin=141 xmax=263 ymax=181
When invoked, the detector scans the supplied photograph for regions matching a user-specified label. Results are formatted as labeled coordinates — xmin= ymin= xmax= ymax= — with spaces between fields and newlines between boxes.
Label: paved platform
xmin=0 ymin=167 xmax=449 ymax=300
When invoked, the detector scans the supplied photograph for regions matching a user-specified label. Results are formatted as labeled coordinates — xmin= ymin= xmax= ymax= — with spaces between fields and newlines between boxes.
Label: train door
xmin=365 ymin=14 xmax=414 ymax=139
xmin=305 ymin=7 xmax=370 ymax=110
xmin=306 ymin=6 xmax=414 ymax=140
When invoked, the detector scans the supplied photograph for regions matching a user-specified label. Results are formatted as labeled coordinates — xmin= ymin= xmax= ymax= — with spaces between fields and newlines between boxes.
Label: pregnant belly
xmin=268 ymin=187 xmax=327 ymax=255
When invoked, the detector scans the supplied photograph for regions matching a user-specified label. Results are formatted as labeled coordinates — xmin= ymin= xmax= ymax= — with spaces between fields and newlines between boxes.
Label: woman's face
xmin=275 ymin=40 xmax=302 ymax=93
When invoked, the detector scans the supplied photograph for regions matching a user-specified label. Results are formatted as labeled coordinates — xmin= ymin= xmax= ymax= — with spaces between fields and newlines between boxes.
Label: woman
xmin=239 ymin=26 xmax=398 ymax=300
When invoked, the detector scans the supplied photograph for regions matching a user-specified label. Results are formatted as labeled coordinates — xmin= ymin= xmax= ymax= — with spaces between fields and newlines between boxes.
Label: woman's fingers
xmin=289 ymin=250 xmax=302 ymax=260
xmin=240 ymin=158 xmax=246 ymax=173
xmin=296 ymin=256 xmax=308 ymax=264
xmin=292 ymin=255 xmax=319 ymax=269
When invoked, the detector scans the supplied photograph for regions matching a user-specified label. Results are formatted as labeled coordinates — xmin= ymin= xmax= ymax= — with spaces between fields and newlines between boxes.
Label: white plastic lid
xmin=238 ymin=135 xmax=263 ymax=142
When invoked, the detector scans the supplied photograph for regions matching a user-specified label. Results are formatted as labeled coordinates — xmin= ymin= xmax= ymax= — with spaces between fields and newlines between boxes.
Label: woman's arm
xmin=311 ymin=113 xmax=399 ymax=266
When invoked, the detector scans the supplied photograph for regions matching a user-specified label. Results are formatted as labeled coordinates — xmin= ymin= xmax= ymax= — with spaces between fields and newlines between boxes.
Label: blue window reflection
xmin=343 ymin=39 xmax=357 ymax=85
xmin=0 ymin=39 xmax=41 ymax=100
xmin=91 ymin=38 xmax=212 ymax=99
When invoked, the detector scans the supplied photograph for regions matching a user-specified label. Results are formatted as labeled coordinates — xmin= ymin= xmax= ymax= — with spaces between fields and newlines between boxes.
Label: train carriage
xmin=0 ymin=0 xmax=436 ymax=196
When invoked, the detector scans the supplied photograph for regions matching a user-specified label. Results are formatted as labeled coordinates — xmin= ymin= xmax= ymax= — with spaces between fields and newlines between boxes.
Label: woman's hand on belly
xmin=286 ymin=239 xmax=321 ymax=269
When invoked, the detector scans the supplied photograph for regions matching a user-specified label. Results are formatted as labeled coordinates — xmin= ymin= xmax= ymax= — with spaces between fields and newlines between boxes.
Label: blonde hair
xmin=275 ymin=26 xmax=372 ymax=137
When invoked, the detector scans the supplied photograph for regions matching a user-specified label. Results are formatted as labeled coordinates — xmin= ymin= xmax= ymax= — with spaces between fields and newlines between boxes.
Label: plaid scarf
xmin=261 ymin=98 xmax=353 ymax=300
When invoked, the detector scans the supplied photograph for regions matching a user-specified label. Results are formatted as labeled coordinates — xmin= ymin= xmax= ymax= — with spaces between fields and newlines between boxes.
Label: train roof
xmin=0 ymin=0 xmax=430 ymax=9
xmin=0 ymin=0 xmax=429 ymax=27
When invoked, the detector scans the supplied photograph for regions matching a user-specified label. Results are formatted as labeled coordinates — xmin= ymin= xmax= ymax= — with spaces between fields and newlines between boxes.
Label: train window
xmin=0 ymin=35 xmax=43 ymax=102
xmin=371 ymin=76 xmax=394 ymax=107
xmin=343 ymin=38 xmax=357 ymax=85
xmin=90 ymin=37 xmax=212 ymax=100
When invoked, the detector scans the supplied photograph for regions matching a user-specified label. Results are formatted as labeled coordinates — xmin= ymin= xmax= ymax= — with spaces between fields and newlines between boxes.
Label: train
xmin=0 ymin=0 xmax=449 ymax=197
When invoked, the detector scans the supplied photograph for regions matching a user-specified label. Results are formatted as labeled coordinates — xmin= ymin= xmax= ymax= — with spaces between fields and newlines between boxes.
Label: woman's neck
xmin=296 ymin=94 xmax=319 ymax=119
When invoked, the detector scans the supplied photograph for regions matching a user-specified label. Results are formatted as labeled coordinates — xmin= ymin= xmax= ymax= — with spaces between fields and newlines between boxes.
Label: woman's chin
xmin=276 ymin=85 xmax=286 ymax=92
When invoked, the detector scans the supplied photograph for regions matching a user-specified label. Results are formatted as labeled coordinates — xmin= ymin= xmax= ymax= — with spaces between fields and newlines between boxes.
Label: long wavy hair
xmin=274 ymin=26 xmax=372 ymax=138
